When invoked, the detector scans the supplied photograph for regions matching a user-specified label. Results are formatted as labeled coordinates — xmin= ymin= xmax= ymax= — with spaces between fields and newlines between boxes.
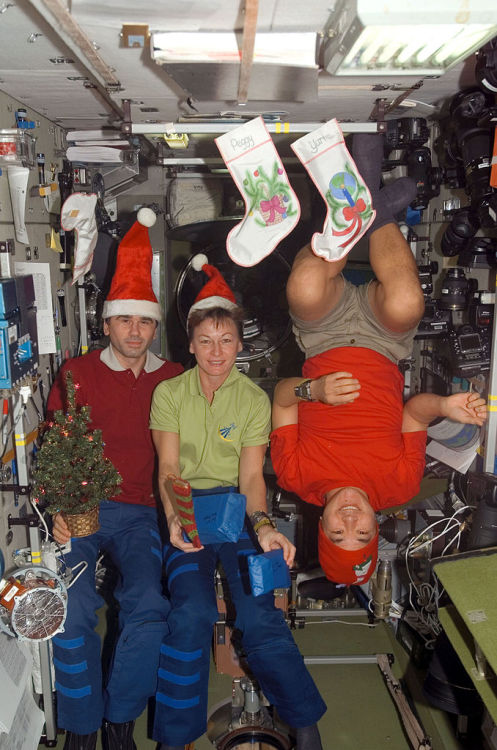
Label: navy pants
xmin=153 ymin=525 xmax=326 ymax=746
xmin=52 ymin=501 xmax=170 ymax=734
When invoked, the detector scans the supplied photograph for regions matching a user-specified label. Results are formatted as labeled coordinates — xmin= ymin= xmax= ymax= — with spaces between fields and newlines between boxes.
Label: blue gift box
xmin=248 ymin=549 xmax=291 ymax=597
xmin=192 ymin=492 xmax=246 ymax=544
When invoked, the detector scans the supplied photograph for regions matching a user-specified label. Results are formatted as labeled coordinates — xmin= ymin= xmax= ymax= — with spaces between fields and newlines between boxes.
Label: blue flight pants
xmin=52 ymin=501 xmax=170 ymax=734
xmin=153 ymin=526 xmax=326 ymax=746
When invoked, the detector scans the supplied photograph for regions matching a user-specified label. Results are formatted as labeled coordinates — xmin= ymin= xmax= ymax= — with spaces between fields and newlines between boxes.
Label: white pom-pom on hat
xmin=137 ymin=206 xmax=157 ymax=228
xmin=187 ymin=256 xmax=237 ymax=322
xmin=191 ymin=253 xmax=208 ymax=272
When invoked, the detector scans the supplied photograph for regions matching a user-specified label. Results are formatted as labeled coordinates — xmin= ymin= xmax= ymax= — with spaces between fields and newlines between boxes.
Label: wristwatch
xmin=250 ymin=510 xmax=276 ymax=534
xmin=294 ymin=379 xmax=314 ymax=401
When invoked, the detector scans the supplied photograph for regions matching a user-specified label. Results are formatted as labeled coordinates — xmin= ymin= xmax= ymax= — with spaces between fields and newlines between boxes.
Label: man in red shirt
xmin=48 ymin=215 xmax=182 ymax=750
xmin=271 ymin=133 xmax=486 ymax=585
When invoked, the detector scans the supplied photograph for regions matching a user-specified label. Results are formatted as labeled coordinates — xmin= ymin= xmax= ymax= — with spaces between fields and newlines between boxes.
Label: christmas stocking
xmin=215 ymin=116 xmax=300 ymax=267
xmin=61 ymin=192 xmax=98 ymax=284
xmin=291 ymin=119 xmax=375 ymax=262
xmin=165 ymin=474 xmax=202 ymax=548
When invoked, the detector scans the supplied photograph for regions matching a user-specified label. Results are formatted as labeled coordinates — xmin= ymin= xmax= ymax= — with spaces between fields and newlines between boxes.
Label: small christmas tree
xmin=32 ymin=371 xmax=121 ymax=519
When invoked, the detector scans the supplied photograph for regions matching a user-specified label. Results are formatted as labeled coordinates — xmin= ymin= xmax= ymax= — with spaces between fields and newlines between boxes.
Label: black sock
xmin=352 ymin=133 xmax=384 ymax=204
xmin=380 ymin=177 xmax=417 ymax=220
xmin=352 ymin=133 xmax=394 ymax=236
xmin=295 ymin=724 xmax=323 ymax=750
xmin=352 ymin=133 xmax=414 ymax=235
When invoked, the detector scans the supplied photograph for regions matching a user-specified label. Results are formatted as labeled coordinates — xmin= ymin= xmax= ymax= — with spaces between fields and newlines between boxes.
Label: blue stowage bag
xmin=193 ymin=492 xmax=246 ymax=544
xmin=247 ymin=549 xmax=291 ymax=597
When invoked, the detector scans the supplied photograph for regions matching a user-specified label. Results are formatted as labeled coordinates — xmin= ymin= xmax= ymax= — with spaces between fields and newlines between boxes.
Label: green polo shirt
xmin=150 ymin=365 xmax=270 ymax=489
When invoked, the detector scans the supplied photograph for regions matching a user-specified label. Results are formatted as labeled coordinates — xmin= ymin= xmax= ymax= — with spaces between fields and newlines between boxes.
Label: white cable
xmin=66 ymin=560 xmax=88 ymax=589
xmin=30 ymin=497 xmax=49 ymax=540
xmin=403 ymin=507 xmax=470 ymax=641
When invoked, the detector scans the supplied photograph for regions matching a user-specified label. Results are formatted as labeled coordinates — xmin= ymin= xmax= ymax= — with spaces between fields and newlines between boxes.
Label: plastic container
xmin=0 ymin=129 xmax=36 ymax=167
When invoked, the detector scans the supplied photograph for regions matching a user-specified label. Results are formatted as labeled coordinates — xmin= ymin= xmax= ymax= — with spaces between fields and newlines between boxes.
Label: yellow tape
xmin=274 ymin=122 xmax=290 ymax=134
xmin=2 ymin=428 xmax=38 ymax=465
xmin=14 ymin=433 xmax=26 ymax=446
xmin=31 ymin=551 xmax=42 ymax=563
xmin=488 ymin=405 xmax=497 ymax=412
xmin=488 ymin=394 xmax=497 ymax=401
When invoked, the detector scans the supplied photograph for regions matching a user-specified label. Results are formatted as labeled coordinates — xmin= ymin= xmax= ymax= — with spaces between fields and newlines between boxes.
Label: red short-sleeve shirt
xmin=270 ymin=347 xmax=427 ymax=510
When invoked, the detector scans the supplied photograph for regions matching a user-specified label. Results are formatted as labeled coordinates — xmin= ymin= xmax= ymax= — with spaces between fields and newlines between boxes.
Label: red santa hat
xmin=188 ymin=253 xmax=238 ymax=318
xmin=318 ymin=521 xmax=379 ymax=585
xmin=102 ymin=207 xmax=161 ymax=321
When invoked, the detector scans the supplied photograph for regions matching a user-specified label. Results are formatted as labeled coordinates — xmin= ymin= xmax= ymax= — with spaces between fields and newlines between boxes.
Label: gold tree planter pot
xmin=62 ymin=506 xmax=100 ymax=538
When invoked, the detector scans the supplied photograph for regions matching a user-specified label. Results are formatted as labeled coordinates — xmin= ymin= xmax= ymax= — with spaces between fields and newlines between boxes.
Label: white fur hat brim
xmin=188 ymin=296 xmax=238 ymax=319
xmin=102 ymin=299 xmax=162 ymax=321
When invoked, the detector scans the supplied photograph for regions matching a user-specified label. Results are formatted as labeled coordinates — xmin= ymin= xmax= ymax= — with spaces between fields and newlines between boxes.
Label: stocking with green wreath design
xmin=291 ymin=118 xmax=375 ymax=262
xmin=215 ymin=117 xmax=300 ymax=267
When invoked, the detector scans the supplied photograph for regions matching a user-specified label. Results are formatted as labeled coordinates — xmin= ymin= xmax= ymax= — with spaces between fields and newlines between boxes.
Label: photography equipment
xmin=438 ymin=268 xmax=473 ymax=310
xmin=448 ymin=323 xmax=491 ymax=378
xmin=385 ymin=117 xmax=429 ymax=151
xmin=418 ymin=261 xmax=438 ymax=297
xmin=447 ymin=87 xmax=497 ymax=227
xmin=468 ymin=290 xmax=494 ymax=330
xmin=467 ymin=497 xmax=497 ymax=550
xmin=415 ymin=298 xmax=450 ymax=339
xmin=457 ymin=235 xmax=497 ymax=267
xmin=406 ymin=146 xmax=442 ymax=210
xmin=476 ymin=36 xmax=497 ymax=93
xmin=440 ymin=207 xmax=480 ymax=258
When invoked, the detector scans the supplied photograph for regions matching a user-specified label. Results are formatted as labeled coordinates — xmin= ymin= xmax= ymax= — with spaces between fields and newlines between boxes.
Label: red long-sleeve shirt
xmin=46 ymin=347 xmax=183 ymax=507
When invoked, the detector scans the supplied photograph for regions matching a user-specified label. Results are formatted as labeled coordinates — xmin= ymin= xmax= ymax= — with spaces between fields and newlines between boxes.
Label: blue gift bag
xmin=192 ymin=492 xmax=246 ymax=544
xmin=247 ymin=549 xmax=291 ymax=597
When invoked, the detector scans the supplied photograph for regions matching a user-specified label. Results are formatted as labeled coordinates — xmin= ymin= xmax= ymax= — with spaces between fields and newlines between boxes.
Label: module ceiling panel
xmin=0 ymin=0 xmax=487 ymax=131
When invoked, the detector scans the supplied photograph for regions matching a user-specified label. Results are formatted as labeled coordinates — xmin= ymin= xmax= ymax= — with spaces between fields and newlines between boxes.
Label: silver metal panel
xmin=159 ymin=63 xmax=318 ymax=103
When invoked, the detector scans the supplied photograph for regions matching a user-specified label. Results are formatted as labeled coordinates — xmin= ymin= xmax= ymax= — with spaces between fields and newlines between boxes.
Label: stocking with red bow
xmin=215 ymin=116 xmax=300 ymax=267
xmin=291 ymin=119 xmax=375 ymax=262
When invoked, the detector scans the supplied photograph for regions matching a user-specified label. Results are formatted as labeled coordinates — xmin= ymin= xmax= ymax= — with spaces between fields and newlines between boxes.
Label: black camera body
xmin=415 ymin=299 xmax=451 ymax=339
xmin=406 ymin=147 xmax=442 ymax=210
xmin=417 ymin=262 xmax=438 ymax=297
xmin=448 ymin=324 xmax=491 ymax=378
xmin=385 ymin=117 xmax=430 ymax=151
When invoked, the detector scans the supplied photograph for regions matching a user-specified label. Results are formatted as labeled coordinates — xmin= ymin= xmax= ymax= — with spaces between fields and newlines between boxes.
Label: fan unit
xmin=0 ymin=566 xmax=67 ymax=641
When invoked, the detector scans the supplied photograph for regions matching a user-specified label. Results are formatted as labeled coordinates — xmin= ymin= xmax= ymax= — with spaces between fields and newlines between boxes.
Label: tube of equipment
xmin=372 ymin=560 xmax=392 ymax=620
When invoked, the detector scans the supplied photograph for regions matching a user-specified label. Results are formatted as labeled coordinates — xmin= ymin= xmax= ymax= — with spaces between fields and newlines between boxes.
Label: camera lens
xmin=448 ymin=88 xmax=496 ymax=227
xmin=438 ymin=268 xmax=470 ymax=310
xmin=440 ymin=208 xmax=479 ymax=257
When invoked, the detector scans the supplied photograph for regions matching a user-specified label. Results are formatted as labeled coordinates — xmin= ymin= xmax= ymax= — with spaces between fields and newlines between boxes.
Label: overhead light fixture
xmin=151 ymin=31 xmax=317 ymax=68
xmin=323 ymin=1 xmax=497 ymax=77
